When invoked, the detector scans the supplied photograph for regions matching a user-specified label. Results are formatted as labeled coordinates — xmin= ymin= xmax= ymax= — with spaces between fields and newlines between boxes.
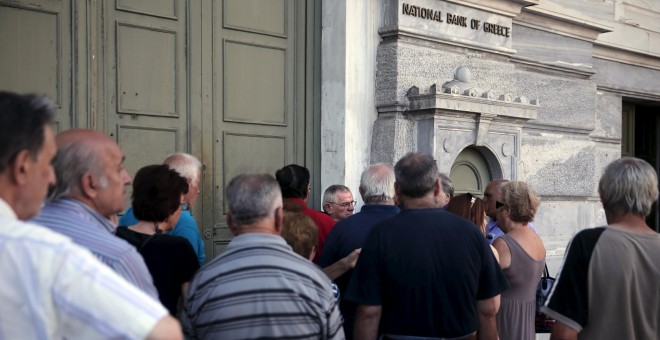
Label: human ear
xmin=81 ymin=173 xmax=99 ymax=198
xmin=11 ymin=150 xmax=32 ymax=185
xmin=273 ymin=206 xmax=283 ymax=234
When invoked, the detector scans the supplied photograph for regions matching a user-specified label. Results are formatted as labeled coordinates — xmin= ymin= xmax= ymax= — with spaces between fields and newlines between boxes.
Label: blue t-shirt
xmin=119 ymin=206 xmax=206 ymax=266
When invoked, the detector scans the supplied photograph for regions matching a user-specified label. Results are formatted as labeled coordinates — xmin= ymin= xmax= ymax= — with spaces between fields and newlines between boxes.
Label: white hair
xmin=599 ymin=157 xmax=659 ymax=218
xmin=163 ymin=153 xmax=202 ymax=183
xmin=360 ymin=163 xmax=395 ymax=204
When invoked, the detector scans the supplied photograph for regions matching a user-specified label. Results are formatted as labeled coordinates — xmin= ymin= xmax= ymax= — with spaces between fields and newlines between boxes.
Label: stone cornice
xmin=509 ymin=55 xmax=596 ymax=79
xmin=515 ymin=2 xmax=612 ymax=42
xmin=443 ymin=0 xmax=539 ymax=17
xmin=593 ymin=43 xmax=660 ymax=72
xmin=596 ymin=85 xmax=660 ymax=102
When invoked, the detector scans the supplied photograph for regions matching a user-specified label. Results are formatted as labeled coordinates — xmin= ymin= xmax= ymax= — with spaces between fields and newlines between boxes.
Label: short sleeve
xmin=344 ymin=228 xmax=382 ymax=305
xmin=542 ymin=228 xmax=605 ymax=332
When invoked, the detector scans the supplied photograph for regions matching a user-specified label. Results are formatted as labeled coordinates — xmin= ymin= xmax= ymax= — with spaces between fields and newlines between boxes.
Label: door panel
xmin=0 ymin=0 xmax=72 ymax=132
xmin=224 ymin=0 xmax=286 ymax=36
xmin=223 ymin=41 xmax=287 ymax=125
xmin=207 ymin=0 xmax=305 ymax=257
xmin=102 ymin=1 xmax=190 ymax=203
xmin=1 ymin=0 xmax=310 ymax=263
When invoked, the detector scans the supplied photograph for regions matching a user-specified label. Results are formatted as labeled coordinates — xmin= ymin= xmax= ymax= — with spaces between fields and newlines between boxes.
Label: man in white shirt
xmin=0 ymin=91 xmax=182 ymax=339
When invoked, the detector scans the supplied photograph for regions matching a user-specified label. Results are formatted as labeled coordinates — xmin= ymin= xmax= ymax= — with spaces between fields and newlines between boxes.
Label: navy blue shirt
xmin=319 ymin=204 xmax=399 ymax=339
xmin=345 ymin=208 xmax=508 ymax=338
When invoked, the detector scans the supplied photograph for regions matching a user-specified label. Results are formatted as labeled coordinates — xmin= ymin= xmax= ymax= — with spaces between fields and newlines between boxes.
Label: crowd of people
xmin=1 ymin=90 xmax=659 ymax=339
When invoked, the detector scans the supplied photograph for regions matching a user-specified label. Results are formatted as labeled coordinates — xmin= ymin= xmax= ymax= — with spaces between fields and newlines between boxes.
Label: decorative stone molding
xmin=404 ymin=67 xmax=538 ymax=178
xmin=408 ymin=67 xmax=539 ymax=122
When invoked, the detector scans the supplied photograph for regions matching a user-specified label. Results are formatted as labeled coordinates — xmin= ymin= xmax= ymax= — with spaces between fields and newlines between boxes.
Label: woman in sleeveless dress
xmin=492 ymin=181 xmax=545 ymax=340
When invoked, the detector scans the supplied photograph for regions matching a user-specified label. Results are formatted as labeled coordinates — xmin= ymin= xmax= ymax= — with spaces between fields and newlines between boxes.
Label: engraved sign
xmin=384 ymin=0 xmax=515 ymax=52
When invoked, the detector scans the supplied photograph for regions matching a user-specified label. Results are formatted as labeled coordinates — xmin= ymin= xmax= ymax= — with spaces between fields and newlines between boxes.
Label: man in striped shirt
xmin=31 ymin=129 xmax=158 ymax=298
xmin=0 ymin=91 xmax=180 ymax=339
xmin=182 ymin=173 xmax=345 ymax=339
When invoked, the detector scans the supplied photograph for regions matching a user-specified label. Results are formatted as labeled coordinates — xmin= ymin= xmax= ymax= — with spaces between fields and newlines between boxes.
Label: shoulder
xmin=570 ymin=227 xmax=607 ymax=251
xmin=115 ymin=226 xmax=134 ymax=238
xmin=304 ymin=208 xmax=335 ymax=225
xmin=171 ymin=214 xmax=201 ymax=236
xmin=176 ymin=210 xmax=197 ymax=226
xmin=172 ymin=234 xmax=196 ymax=249
xmin=3 ymin=217 xmax=73 ymax=247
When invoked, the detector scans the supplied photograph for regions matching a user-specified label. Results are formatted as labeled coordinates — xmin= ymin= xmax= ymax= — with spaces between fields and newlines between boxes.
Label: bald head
xmin=56 ymin=129 xmax=115 ymax=146
xmin=49 ymin=129 xmax=131 ymax=219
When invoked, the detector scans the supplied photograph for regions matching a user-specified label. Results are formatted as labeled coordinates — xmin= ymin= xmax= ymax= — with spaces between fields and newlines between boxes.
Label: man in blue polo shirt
xmin=120 ymin=153 xmax=205 ymax=266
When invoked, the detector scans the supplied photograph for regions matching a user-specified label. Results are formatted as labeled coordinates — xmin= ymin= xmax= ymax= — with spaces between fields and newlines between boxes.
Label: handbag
xmin=535 ymin=263 xmax=556 ymax=333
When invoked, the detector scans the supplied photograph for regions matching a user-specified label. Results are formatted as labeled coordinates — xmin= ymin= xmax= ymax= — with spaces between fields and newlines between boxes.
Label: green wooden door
xmin=101 ymin=0 xmax=192 ymax=208
xmin=205 ymin=0 xmax=307 ymax=257
xmin=1 ymin=0 xmax=311 ymax=263
xmin=0 ymin=0 xmax=73 ymax=132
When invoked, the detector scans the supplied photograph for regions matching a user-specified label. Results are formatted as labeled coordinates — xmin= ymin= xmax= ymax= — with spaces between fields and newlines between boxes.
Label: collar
xmin=486 ymin=220 xmax=498 ymax=232
xmin=55 ymin=198 xmax=116 ymax=234
xmin=228 ymin=233 xmax=290 ymax=250
xmin=0 ymin=197 xmax=17 ymax=220
xmin=360 ymin=204 xmax=400 ymax=213
xmin=285 ymin=197 xmax=308 ymax=209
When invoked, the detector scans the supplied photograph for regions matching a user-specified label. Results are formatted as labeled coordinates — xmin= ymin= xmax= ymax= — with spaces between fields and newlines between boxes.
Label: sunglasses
xmin=496 ymin=201 xmax=505 ymax=209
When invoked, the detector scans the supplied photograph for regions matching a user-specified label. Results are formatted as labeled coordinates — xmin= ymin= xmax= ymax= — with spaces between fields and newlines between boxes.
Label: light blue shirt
xmin=32 ymin=198 xmax=158 ymax=298
xmin=120 ymin=206 xmax=206 ymax=266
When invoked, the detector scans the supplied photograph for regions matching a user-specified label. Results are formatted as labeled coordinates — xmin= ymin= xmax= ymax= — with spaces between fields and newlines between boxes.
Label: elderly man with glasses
xmin=322 ymin=185 xmax=356 ymax=222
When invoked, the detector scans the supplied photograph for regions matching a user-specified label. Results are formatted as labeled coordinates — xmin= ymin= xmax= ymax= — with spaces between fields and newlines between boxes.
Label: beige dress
xmin=496 ymin=234 xmax=545 ymax=340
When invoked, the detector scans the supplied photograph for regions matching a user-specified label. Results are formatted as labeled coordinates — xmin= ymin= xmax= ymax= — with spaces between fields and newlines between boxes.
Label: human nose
xmin=122 ymin=169 xmax=132 ymax=185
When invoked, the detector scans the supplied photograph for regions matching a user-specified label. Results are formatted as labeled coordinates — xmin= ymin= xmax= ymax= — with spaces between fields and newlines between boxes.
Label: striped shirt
xmin=31 ymin=198 xmax=158 ymax=298
xmin=182 ymin=233 xmax=345 ymax=340
xmin=0 ymin=198 xmax=169 ymax=339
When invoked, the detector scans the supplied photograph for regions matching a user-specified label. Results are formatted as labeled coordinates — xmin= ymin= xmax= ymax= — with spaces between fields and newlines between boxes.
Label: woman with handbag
xmin=492 ymin=181 xmax=546 ymax=340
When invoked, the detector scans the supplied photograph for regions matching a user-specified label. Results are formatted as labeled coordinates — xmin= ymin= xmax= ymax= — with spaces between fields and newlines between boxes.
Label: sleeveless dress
xmin=496 ymin=234 xmax=545 ymax=340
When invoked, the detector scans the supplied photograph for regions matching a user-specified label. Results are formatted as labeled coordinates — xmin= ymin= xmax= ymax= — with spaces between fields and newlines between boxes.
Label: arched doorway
xmin=449 ymin=146 xmax=501 ymax=197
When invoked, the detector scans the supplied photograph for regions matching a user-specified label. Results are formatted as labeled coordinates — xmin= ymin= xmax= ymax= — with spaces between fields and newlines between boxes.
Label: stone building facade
xmin=321 ymin=0 xmax=660 ymax=273
xmin=1 ymin=0 xmax=658 ymax=266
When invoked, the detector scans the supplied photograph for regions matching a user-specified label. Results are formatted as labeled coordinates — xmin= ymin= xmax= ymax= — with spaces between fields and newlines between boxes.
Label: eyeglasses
xmin=496 ymin=201 xmax=505 ymax=209
xmin=329 ymin=200 xmax=357 ymax=208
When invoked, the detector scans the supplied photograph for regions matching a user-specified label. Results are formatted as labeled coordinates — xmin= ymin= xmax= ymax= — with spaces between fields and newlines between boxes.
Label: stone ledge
xmin=406 ymin=84 xmax=538 ymax=121
xmin=510 ymin=55 xmax=596 ymax=79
